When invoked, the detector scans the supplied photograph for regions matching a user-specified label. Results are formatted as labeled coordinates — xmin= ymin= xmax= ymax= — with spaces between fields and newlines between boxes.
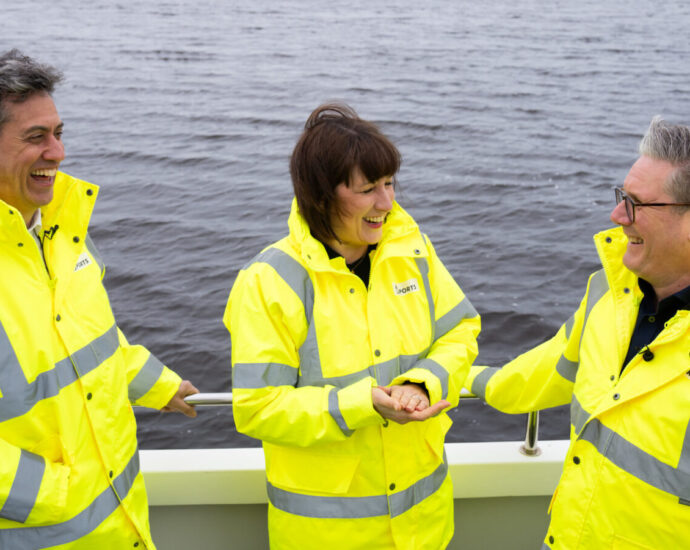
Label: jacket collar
xmin=0 ymin=171 xmax=98 ymax=242
xmin=286 ymin=198 xmax=425 ymax=272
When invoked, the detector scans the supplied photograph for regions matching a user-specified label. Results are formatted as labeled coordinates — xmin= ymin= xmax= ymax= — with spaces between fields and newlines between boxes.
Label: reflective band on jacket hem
xmin=0 ymin=450 xmax=45 ymax=523
xmin=0 ymin=448 xmax=140 ymax=547
xmin=580 ymin=417 xmax=690 ymax=501
xmin=128 ymin=353 xmax=165 ymax=402
xmin=267 ymin=454 xmax=448 ymax=519
xmin=0 ymin=324 xmax=119 ymax=422
xmin=328 ymin=387 xmax=353 ymax=436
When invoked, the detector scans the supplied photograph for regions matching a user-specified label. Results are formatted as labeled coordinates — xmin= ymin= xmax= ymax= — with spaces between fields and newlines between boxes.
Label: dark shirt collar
xmin=637 ymin=278 xmax=690 ymax=315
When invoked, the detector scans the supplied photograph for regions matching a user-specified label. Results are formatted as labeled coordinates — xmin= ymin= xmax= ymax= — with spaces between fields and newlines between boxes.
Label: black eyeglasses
xmin=614 ymin=187 xmax=690 ymax=222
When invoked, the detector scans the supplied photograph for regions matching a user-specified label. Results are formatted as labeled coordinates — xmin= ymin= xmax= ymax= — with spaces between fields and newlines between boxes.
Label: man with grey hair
xmin=0 ymin=49 xmax=198 ymax=549
xmin=466 ymin=116 xmax=690 ymax=549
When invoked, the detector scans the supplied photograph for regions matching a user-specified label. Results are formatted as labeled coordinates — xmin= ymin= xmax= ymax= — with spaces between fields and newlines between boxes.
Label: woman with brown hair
xmin=224 ymin=103 xmax=480 ymax=549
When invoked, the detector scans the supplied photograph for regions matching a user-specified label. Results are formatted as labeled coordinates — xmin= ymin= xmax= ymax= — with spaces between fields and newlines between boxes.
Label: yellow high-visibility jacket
xmin=466 ymin=226 xmax=690 ymax=550
xmin=0 ymin=172 xmax=182 ymax=549
xmin=225 ymin=199 xmax=480 ymax=550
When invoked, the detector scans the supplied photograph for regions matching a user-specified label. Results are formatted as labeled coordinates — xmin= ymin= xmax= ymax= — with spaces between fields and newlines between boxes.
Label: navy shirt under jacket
xmin=621 ymin=279 xmax=690 ymax=372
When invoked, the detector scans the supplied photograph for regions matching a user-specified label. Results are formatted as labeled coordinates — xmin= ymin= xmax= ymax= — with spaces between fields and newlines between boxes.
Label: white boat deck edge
xmin=140 ymin=439 xmax=569 ymax=506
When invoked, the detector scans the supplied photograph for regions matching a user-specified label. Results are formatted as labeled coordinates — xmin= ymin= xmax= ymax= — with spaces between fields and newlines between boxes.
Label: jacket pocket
xmin=267 ymin=446 xmax=360 ymax=495
xmin=424 ymin=413 xmax=451 ymax=463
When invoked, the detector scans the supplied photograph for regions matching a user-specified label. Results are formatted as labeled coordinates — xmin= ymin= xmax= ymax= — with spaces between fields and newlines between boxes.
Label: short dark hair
xmin=290 ymin=103 xmax=401 ymax=243
xmin=639 ymin=116 xmax=690 ymax=204
xmin=0 ymin=49 xmax=63 ymax=130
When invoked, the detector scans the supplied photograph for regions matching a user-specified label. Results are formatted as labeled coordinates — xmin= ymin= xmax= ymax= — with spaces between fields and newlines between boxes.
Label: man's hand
xmin=372 ymin=385 xmax=449 ymax=425
xmin=162 ymin=380 xmax=199 ymax=418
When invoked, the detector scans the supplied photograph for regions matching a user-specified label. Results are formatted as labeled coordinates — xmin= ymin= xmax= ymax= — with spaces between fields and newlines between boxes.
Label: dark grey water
xmin=4 ymin=0 xmax=690 ymax=448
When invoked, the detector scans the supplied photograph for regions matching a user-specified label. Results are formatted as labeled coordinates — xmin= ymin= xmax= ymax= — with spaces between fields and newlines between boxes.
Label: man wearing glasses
xmin=466 ymin=116 xmax=690 ymax=549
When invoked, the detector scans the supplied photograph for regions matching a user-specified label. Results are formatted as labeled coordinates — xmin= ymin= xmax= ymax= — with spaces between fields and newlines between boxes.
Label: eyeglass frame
xmin=614 ymin=187 xmax=690 ymax=222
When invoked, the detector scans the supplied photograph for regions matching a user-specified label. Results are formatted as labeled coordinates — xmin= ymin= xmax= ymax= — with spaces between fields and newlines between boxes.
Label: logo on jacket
xmin=74 ymin=252 xmax=92 ymax=272
xmin=393 ymin=278 xmax=420 ymax=296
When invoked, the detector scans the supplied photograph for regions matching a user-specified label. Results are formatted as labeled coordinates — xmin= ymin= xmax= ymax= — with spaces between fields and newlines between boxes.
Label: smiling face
xmin=610 ymin=155 xmax=690 ymax=299
xmin=0 ymin=92 xmax=64 ymax=225
xmin=327 ymin=169 xmax=395 ymax=263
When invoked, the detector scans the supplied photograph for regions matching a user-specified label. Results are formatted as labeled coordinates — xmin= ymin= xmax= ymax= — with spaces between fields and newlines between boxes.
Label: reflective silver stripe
xmin=85 ymin=233 xmax=105 ymax=275
xmin=415 ymin=258 xmax=435 ymax=343
xmin=584 ymin=269 xmax=609 ymax=320
xmin=328 ymin=388 xmax=353 ymax=436
xmin=580 ymin=418 xmax=690 ymax=501
xmin=471 ymin=367 xmax=499 ymax=400
xmin=0 ymin=450 xmax=45 ymax=523
xmin=246 ymin=247 xmax=455 ymax=392
xmin=542 ymin=543 xmax=552 ymax=549
xmin=557 ymin=271 xmax=609 ymax=384
xmin=248 ymin=248 xmax=322 ymax=380
xmin=677 ymin=418 xmax=690 ymax=505
xmin=267 ymin=454 xmax=448 ymax=519
xmin=435 ymin=297 xmax=478 ymax=340
xmin=389 ymin=453 xmax=448 ymax=517
xmin=233 ymin=362 xmax=298 ymax=388
xmin=555 ymin=354 xmax=579 ymax=383
xmin=268 ymin=482 xmax=388 ymax=518
xmin=0 ymin=324 xmax=119 ymax=422
xmin=251 ymin=247 xmax=315 ymax=323
xmin=0 ymin=448 xmax=140 ymax=547
xmin=570 ymin=393 xmax=590 ymax=434
xmin=128 ymin=353 xmax=165 ymax=402
xmin=414 ymin=358 xmax=449 ymax=399
xmin=564 ymin=313 xmax=575 ymax=339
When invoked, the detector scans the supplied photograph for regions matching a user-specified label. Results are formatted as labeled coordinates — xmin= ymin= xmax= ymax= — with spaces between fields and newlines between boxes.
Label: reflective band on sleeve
xmin=85 ymin=233 xmax=105 ymax=275
xmin=252 ymin=247 xmax=315 ymax=324
xmin=555 ymin=354 xmax=579 ymax=383
xmin=267 ymin=453 xmax=447 ymax=519
xmin=415 ymin=258 xmax=435 ymax=342
xmin=564 ymin=314 xmax=575 ymax=339
xmin=233 ymin=362 xmax=298 ymax=389
xmin=580 ymin=418 xmax=690 ymax=501
xmin=413 ymin=358 xmax=449 ymax=399
xmin=0 ymin=448 xmax=140 ymax=547
xmin=584 ymin=270 xmax=609 ymax=323
xmin=0 ymin=450 xmax=45 ymax=523
xmin=679 ymin=420 xmax=690 ymax=505
xmin=389 ymin=453 xmax=448 ymax=517
xmin=128 ymin=353 xmax=165 ymax=402
xmin=471 ymin=367 xmax=500 ymax=400
xmin=570 ymin=393 xmax=590 ymax=435
xmin=435 ymin=297 xmax=479 ymax=340
xmin=328 ymin=388 xmax=353 ymax=436
xmin=542 ymin=543 xmax=552 ymax=549
xmin=0 ymin=324 xmax=119 ymax=422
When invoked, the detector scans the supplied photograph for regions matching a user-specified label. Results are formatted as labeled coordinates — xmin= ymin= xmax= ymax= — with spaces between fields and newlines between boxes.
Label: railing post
xmin=519 ymin=410 xmax=541 ymax=456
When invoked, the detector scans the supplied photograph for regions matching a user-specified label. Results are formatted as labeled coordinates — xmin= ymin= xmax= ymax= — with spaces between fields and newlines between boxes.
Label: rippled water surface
xmin=4 ymin=0 xmax=690 ymax=448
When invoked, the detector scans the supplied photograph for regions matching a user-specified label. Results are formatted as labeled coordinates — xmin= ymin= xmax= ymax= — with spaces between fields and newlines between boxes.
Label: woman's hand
xmin=372 ymin=385 xmax=450 ymax=425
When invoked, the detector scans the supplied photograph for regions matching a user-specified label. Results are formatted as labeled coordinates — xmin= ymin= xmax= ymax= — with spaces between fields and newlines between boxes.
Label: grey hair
xmin=0 ymin=49 xmax=63 ymax=129
xmin=638 ymin=116 xmax=690 ymax=204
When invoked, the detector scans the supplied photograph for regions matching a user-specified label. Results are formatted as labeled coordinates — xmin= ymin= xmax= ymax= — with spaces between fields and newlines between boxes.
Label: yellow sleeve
xmin=390 ymin=235 xmax=480 ymax=407
xmin=464 ymin=273 xmax=596 ymax=414
xmin=118 ymin=329 xmax=182 ymax=409
xmin=225 ymin=257 xmax=383 ymax=448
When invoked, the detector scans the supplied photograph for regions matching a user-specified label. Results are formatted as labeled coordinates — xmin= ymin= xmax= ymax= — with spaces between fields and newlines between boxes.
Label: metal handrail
xmin=183 ymin=389 xmax=542 ymax=456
